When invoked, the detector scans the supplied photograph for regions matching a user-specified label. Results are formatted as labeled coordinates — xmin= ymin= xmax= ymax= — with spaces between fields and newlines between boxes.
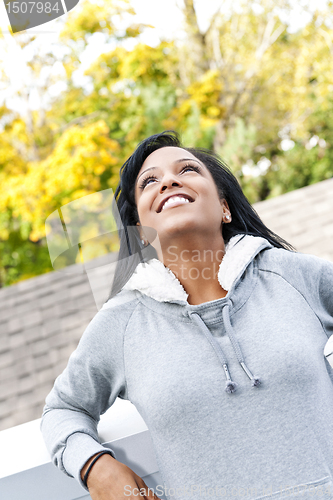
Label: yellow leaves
xmin=11 ymin=119 xmax=28 ymax=140
xmin=61 ymin=0 xmax=121 ymax=41
xmin=86 ymin=47 xmax=127 ymax=84
xmin=0 ymin=174 xmax=11 ymax=212
xmin=125 ymin=24 xmax=148 ymax=38
xmin=1 ymin=120 xmax=121 ymax=242
xmin=50 ymin=120 xmax=118 ymax=167
xmin=60 ymin=0 xmax=144 ymax=46
xmin=0 ymin=116 xmax=29 ymax=176
xmin=0 ymin=142 xmax=25 ymax=175
xmin=118 ymin=42 xmax=177 ymax=84
xmin=166 ymin=70 xmax=225 ymax=132
xmin=206 ymin=106 xmax=221 ymax=119
xmin=29 ymin=229 xmax=41 ymax=243
xmin=86 ymin=41 xmax=177 ymax=95
xmin=187 ymin=70 xmax=222 ymax=104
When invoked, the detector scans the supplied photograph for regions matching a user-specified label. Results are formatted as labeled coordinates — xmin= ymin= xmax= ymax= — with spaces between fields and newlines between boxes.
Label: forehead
xmin=138 ymin=147 xmax=201 ymax=175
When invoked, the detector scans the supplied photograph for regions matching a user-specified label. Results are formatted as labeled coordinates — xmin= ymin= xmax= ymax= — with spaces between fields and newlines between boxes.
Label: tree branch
xmin=318 ymin=27 xmax=333 ymax=55
xmin=59 ymin=111 xmax=102 ymax=132
xmin=211 ymin=26 xmax=225 ymax=70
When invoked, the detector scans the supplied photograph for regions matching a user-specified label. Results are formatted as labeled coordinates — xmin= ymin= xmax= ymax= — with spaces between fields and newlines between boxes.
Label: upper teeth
xmin=161 ymin=196 xmax=190 ymax=211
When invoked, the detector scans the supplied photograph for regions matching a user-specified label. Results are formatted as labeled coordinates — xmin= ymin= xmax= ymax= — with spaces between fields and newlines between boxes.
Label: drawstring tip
xmin=225 ymin=380 xmax=237 ymax=393
xmin=240 ymin=362 xmax=261 ymax=388
xmin=251 ymin=377 xmax=261 ymax=387
xmin=223 ymin=363 xmax=237 ymax=394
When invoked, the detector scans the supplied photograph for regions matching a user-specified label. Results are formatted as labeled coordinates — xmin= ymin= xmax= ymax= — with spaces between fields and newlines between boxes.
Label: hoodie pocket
xmin=255 ymin=476 xmax=333 ymax=500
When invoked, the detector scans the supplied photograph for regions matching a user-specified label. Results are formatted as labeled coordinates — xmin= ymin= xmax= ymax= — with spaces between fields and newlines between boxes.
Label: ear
xmin=220 ymin=200 xmax=232 ymax=224
xmin=136 ymin=222 xmax=148 ymax=246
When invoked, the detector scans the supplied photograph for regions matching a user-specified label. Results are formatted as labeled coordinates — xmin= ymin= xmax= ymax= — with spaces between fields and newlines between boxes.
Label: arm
xmin=41 ymin=304 xmax=125 ymax=484
xmin=41 ymin=294 xmax=160 ymax=498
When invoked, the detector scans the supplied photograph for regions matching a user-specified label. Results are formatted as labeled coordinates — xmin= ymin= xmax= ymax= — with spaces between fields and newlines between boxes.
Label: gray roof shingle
xmin=253 ymin=177 xmax=333 ymax=261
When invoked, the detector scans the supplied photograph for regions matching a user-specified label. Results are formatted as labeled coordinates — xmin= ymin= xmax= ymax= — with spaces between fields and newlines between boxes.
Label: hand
xmin=81 ymin=453 xmax=162 ymax=499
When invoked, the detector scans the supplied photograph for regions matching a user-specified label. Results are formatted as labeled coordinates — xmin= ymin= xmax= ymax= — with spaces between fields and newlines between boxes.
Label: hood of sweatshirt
xmin=123 ymin=234 xmax=272 ymax=302
xmin=123 ymin=234 xmax=273 ymax=394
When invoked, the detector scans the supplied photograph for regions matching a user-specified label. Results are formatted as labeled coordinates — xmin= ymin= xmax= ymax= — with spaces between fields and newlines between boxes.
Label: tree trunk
xmin=182 ymin=0 xmax=209 ymax=75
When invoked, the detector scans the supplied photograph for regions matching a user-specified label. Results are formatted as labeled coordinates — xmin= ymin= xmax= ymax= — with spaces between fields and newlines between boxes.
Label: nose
xmin=159 ymin=171 xmax=182 ymax=192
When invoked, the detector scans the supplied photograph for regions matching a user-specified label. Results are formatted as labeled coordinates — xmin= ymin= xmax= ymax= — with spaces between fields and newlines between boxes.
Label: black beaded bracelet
xmin=82 ymin=450 xmax=113 ymax=488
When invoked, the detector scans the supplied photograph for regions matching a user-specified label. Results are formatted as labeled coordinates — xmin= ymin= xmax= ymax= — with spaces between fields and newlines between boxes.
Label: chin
xmin=157 ymin=219 xmax=201 ymax=242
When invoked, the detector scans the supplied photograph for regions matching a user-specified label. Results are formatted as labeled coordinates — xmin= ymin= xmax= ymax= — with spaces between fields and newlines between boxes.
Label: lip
xmin=157 ymin=193 xmax=194 ymax=213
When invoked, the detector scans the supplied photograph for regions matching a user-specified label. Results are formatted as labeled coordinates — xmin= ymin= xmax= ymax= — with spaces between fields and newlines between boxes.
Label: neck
xmin=157 ymin=236 xmax=227 ymax=305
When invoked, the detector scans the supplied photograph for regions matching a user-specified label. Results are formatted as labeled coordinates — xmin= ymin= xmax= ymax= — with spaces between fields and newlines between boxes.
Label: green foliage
xmin=218 ymin=118 xmax=257 ymax=175
xmin=0 ymin=212 xmax=52 ymax=287
xmin=267 ymin=142 xmax=333 ymax=198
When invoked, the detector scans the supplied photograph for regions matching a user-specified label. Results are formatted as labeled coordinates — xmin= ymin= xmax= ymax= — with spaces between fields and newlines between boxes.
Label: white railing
xmin=0 ymin=399 xmax=165 ymax=500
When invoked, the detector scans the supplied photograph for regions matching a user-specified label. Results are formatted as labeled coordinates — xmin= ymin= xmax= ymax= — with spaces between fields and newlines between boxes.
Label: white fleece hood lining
xmin=123 ymin=234 xmax=270 ymax=303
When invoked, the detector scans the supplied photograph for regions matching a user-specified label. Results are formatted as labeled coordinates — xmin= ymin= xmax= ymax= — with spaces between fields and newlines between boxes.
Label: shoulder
xmin=258 ymin=246 xmax=333 ymax=271
xmin=79 ymin=289 xmax=140 ymax=347
xmin=101 ymin=288 xmax=139 ymax=313
xmin=257 ymin=247 xmax=333 ymax=290
xmin=254 ymin=247 xmax=333 ymax=334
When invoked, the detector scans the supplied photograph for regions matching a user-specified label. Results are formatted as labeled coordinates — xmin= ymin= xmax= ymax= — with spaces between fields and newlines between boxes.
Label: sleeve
xmin=299 ymin=253 xmax=333 ymax=338
xmin=40 ymin=297 xmax=134 ymax=490
xmin=307 ymin=255 xmax=333 ymax=379
xmin=318 ymin=258 xmax=333 ymax=337
xmin=262 ymin=249 xmax=333 ymax=387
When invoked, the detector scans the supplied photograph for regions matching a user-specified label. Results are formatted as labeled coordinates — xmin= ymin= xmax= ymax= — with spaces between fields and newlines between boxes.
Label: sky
xmin=0 ymin=0 xmax=329 ymax=114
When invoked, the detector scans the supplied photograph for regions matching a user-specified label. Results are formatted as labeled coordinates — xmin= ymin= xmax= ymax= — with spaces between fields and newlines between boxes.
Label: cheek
xmin=136 ymin=196 xmax=153 ymax=224
xmin=204 ymin=197 xmax=224 ymax=224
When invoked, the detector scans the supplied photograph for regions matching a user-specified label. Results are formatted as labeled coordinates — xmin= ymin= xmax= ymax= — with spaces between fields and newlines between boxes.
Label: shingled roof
xmin=0 ymin=178 xmax=332 ymax=431
xmin=253 ymin=177 xmax=333 ymax=261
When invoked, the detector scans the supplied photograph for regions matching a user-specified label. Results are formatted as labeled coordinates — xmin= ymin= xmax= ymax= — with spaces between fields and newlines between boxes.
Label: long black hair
xmin=108 ymin=130 xmax=294 ymax=299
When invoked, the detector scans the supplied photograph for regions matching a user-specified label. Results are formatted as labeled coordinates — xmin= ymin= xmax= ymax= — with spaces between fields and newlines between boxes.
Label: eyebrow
xmin=136 ymin=158 xmax=202 ymax=182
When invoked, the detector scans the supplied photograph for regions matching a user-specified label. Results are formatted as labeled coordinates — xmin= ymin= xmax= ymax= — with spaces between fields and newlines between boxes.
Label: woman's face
xmin=134 ymin=146 xmax=229 ymax=247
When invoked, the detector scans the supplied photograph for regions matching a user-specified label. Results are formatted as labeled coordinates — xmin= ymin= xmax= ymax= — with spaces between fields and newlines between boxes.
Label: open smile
xmin=157 ymin=194 xmax=194 ymax=213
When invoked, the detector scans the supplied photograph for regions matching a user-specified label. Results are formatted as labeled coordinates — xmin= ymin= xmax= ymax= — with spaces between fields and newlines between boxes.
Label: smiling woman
xmin=110 ymin=131 xmax=293 ymax=302
xmin=41 ymin=131 xmax=333 ymax=500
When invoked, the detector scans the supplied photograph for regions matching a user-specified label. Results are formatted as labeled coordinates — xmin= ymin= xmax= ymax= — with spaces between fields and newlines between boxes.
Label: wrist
xmin=81 ymin=450 xmax=113 ymax=487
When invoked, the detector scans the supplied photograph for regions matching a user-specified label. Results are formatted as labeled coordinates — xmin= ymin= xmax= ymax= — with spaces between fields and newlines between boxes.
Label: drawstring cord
xmin=222 ymin=304 xmax=261 ymax=388
xmin=191 ymin=312 xmax=237 ymax=394
xmin=190 ymin=302 xmax=261 ymax=394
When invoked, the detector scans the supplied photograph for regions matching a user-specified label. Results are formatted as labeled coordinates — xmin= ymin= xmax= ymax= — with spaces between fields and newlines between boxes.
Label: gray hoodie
xmin=41 ymin=235 xmax=333 ymax=500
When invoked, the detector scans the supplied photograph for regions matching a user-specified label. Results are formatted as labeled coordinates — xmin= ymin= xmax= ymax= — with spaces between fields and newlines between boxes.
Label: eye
xmin=138 ymin=163 xmax=201 ymax=191
xmin=181 ymin=164 xmax=201 ymax=174
xmin=139 ymin=174 xmax=157 ymax=190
